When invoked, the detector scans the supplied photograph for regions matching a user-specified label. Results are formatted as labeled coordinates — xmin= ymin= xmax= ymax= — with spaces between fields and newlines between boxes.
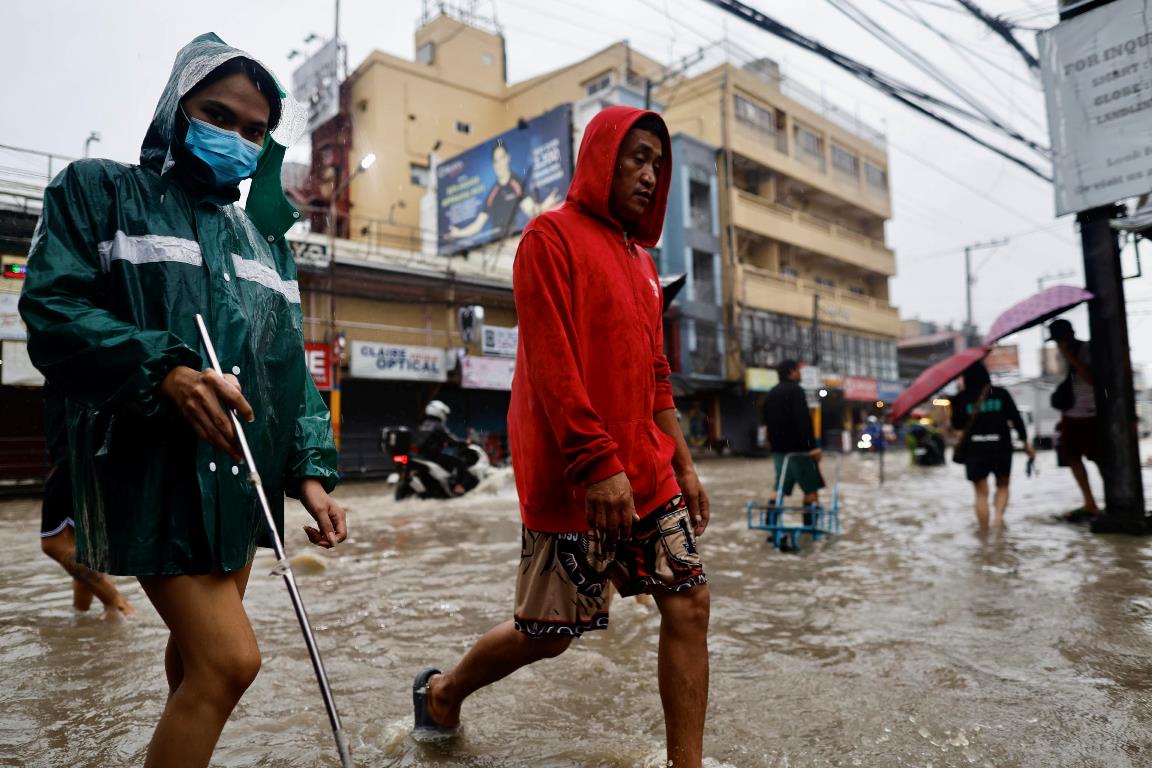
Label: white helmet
xmin=425 ymin=400 xmax=451 ymax=421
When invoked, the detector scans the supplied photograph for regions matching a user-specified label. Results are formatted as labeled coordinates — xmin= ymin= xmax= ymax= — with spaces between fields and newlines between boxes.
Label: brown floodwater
xmin=3 ymin=449 xmax=1152 ymax=767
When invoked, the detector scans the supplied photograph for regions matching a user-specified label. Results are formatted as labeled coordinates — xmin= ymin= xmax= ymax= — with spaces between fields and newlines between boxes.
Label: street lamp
xmin=326 ymin=151 xmax=376 ymax=451
xmin=83 ymin=131 xmax=101 ymax=158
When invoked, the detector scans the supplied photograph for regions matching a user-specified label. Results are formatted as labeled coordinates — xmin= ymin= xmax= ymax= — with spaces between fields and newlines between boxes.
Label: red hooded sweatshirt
xmin=508 ymin=106 xmax=681 ymax=533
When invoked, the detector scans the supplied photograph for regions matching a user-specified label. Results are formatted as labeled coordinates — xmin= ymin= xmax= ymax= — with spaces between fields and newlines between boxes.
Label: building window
xmin=815 ymin=275 xmax=835 ymax=289
xmin=688 ymin=179 xmax=712 ymax=233
xmin=734 ymin=95 xmax=777 ymax=135
xmin=585 ymin=72 xmax=612 ymax=96
xmin=848 ymin=285 xmax=866 ymax=297
xmin=689 ymin=319 xmax=724 ymax=377
xmin=831 ymin=143 xmax=859 ymax=179
xmin=691 ymin=249 xmax=718 ymax=304
xmin=409 ymin=163 xmax=429 ymax=187
xmin=416 ymin=42 xmax=435 ymax=66
xmin=865 ymin=161 xmax=888 ymax=191
xmin=781 ymin=266 xmax=799 ymax=279
xmin=455 ymin=120 xmax=471 ymax=135
xmin=793 ymin=123 xmax=825 ymax=170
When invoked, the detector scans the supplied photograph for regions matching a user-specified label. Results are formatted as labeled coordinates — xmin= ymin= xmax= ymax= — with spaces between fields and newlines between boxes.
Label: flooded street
xmin=3 ymin=450 xmax=1152 ymax=767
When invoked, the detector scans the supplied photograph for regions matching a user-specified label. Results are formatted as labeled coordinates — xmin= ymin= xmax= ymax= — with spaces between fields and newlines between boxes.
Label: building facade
xmin=661 ymin=55 xmax=902 ymax=452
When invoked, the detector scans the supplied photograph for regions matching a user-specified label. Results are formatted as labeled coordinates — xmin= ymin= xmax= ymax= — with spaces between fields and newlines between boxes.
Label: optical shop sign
xmin=1039 ymin=0 xmax=1152 ymax=215
xmin=350 ymin=341 xmax=447 ymax=382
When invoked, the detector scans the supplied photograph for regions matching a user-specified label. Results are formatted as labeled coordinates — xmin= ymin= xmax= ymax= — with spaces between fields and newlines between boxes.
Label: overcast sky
xmin=3 ymin=0 xmax=1149 ymax=379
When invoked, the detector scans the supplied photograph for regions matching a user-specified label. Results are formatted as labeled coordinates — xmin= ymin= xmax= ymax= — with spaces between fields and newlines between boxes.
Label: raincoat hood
xmin=142 ymin=32 xmax=303 ymax=238
xmin=567 ymin=106 xmax=672 ymax=248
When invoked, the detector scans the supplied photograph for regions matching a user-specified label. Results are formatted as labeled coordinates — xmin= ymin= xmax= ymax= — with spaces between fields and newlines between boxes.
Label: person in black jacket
xmin=950 ymin=362 xmax=1035 ymax=529
xmin=763 ymin=360 xmax=824 ymax=515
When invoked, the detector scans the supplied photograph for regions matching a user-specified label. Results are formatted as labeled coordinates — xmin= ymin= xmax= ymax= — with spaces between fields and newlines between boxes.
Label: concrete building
xmin=660 ymin=52 xmax=901 ymax=451
xmin=0 ymin=145 xmax=56 ymax=487
xmin=297 ymin=9 xmax=905 ymax=461
xmin=299 ymin=10 xmax=676 ymax=472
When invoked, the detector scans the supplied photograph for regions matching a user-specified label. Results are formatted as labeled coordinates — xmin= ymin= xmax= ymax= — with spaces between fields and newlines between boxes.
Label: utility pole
xmin=1055 ymin=0 xmax=1147 ymax=533
xmin=645 ymin=47 xmax=706 ymax=110
xmin=961 ymin=238 xmax=1008 ymax=346
xmin=811 ymin=294 xmax=820 ymax=366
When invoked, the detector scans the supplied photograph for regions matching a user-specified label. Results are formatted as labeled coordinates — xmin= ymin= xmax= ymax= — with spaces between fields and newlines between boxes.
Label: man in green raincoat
xmin=19 ymin=34 xmax=345 ymax=768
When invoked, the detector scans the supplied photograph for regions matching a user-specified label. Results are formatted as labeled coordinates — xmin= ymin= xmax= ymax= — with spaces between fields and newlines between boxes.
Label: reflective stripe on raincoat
xmin=18 ymin=33 xmax=337 ymax=576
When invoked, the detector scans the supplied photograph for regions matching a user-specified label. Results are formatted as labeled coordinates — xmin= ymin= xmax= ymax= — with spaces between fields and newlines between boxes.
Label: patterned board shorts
xmin=513 ymin=494 xmax=707 ymax=638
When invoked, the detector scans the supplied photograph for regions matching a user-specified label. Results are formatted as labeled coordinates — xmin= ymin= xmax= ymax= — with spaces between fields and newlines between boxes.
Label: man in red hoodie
xmin=413 ymin=107 xmax=711 ymax=766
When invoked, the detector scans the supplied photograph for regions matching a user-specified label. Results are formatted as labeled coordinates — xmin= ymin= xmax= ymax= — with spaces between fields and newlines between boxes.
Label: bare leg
xmin=652 ymin=585 xmax=710 ymax=768
xmin=972 ymin=478 xmax=990 ymax=530
xmin=138 ymin=562 xmax=259 ymax=768
xmin=425 ymin=620 xmax=572 ymax=728
xmin=993 ymin=476 xmax=1010 ymax=528
xmin=162 ymin=565 xmax=252 ymax=698
xmin=72 ymin=579 xmax=95 ymax=612
xmin=1067 ymin=457 xmax=1100 ymax=513
xmin=41 ymin=527 xmax=135 ymax=616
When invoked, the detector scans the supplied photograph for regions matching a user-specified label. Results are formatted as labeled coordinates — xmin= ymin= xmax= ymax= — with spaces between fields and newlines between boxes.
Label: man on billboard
xmin=413 ymin=106 xmax=712 ymax=768
xmin=446 ymin=139 xmax=560 ymax=241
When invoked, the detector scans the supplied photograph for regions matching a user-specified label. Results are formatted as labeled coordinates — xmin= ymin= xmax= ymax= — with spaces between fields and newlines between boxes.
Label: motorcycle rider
xmin=416 ymin=400 xmax=471 ymax=494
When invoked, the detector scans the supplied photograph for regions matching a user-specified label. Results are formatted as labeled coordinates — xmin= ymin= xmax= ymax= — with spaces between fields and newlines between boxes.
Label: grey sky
xmin=3 ymin=0 xmax=1147 ymax=378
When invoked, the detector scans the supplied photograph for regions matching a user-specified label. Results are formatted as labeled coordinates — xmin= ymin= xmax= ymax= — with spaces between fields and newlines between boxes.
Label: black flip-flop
xmin=1054 ymin=508 xmax=1095 ymax=524
xmin=412 ymin=667 xmax=456 ymax=735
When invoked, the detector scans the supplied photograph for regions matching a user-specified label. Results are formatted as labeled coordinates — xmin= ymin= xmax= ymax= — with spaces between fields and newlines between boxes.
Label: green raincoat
xmin=19 ymin=34 xmax=338 ymax=576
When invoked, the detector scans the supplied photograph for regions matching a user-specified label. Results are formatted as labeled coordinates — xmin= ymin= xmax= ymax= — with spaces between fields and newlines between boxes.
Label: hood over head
xmin=141 ymin=33 xmax=306 ymax=238
xmin=566 ymin=106 xmax=672 ymax=247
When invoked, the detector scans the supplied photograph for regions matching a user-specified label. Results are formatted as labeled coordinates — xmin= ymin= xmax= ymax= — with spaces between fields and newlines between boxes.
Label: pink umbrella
xmin=983 ymin=285 xmax=1094 ymax=345
xmin=888 ymin=345 xmax=990 ymax=423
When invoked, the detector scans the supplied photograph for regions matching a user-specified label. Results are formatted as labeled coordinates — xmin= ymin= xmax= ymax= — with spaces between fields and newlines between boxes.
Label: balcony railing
xmin=733 ymin=191 xmax=894 ymax=272
xmin=740 ymin=264 xmax=900 ymax=336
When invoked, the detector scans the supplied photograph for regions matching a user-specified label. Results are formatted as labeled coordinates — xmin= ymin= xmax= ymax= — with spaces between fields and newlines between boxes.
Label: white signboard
xmin=1039 ymin=0 xmax=1152 ymax=215
xmin=800 ymin=365 xmax=822 ymax=391
xmin=1 ymin=340 xmax=44 ymax=386
xmin=292 ymin=38 xmax=340 ymax=134
xmin=349 ymin=341 xmax=447 ymax=382
xmin=461 ymin=355 xmax=515 ymax=391
xmin=287 ymin=238 xmax=330 ymax=269
xmin=0 ymin=293 xmax=25 ymax=341
xmin=481 ymin=325 xmax=518 ymax=357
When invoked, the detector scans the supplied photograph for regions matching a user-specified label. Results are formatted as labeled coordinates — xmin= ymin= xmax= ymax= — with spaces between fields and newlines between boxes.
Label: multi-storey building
xmin=302 ymin=10 xmax=904 ymax=461
xmin=296 ymin=10 xmax=668 ymax=471
xmin=663 ymin=55 xmax=902 ymax=451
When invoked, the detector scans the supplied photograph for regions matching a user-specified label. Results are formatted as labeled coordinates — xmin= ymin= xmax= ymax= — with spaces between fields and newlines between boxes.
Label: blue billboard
xmin=436 ymin=104 xmax=573 ymax=255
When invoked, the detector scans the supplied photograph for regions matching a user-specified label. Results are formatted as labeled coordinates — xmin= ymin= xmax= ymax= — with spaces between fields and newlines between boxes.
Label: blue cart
xmin=747 ymin=452 xmax=841 ymax=552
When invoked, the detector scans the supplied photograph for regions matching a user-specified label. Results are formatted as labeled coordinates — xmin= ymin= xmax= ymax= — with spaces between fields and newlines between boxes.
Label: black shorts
xmin=965 ymin=453 xmax=1012 ymax=483
xmin=40 ymin=463 xmax=75 ymax=538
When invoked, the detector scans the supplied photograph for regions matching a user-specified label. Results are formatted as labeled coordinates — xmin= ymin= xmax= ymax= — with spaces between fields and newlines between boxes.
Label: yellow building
xmin=299 ymin=11 xmax=669 ymax=471
xmin=305 ymin=8 xmax=901 ymax=463
xmin=661 ymin=54 xmax=901 ymax=450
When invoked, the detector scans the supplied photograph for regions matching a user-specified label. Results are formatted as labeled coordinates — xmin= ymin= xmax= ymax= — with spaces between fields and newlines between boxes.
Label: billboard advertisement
xmin=291 ymin=38 xmax=340 ymax=134
xmin=437 ymin=105 xmax=572 ymax=255
xmin=1039 ymin=0 xmax=1152 ymax=214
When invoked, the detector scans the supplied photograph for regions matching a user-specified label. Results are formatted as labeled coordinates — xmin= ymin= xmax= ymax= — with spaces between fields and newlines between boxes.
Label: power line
xmin=952 ymin=0 xmax=1041 ymax=72
xmin=698 ymin=0 xmax=1052 ymax=180
xmin=826 ymin=0 xmax=1043 ymax=155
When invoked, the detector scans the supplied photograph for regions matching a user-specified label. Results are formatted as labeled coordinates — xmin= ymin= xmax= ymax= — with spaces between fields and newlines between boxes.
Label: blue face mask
xmin=182 ymin=112 xmax=263 ymax=187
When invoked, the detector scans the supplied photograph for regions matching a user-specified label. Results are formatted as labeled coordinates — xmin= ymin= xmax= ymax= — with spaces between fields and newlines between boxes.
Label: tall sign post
xmin=1040 ymin=0 xmax=1148 ymax=532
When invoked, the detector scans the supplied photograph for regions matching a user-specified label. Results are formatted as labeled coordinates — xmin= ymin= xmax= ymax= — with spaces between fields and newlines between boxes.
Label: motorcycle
xmin=380 ymin=426 xmax=492 ymax=500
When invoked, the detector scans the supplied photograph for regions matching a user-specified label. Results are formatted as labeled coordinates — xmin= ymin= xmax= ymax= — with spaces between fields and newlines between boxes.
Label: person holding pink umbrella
xmin=950 ymin=362 xmax=1034 ymax=530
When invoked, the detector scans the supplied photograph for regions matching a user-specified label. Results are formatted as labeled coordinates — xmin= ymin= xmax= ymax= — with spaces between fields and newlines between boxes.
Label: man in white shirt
xmin=1050 ymin=320 xmax=1100 ymax=521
